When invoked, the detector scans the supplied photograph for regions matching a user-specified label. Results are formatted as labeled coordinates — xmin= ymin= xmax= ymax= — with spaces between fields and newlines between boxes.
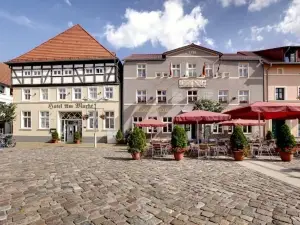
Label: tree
xmin=276 ymin=124 xmax=296 ymax=152
xmin=0 ymin=103 xmax=16 ymax=123
xmin=193 ymin=99 xmax=224 ymax=113
xmin=171 ymin=125 xmax=188 ymax=152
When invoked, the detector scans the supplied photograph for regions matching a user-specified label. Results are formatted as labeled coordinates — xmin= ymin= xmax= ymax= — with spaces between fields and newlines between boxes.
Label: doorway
xmin=272 ymin=119 xmax=285 ymax=138
xmin=59 ymin=112 xmax=82 ymax=143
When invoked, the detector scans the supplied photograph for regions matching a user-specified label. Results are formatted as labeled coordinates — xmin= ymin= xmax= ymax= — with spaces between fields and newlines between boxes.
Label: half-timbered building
xmin=5 ymin=24 xmax=122 ymax=143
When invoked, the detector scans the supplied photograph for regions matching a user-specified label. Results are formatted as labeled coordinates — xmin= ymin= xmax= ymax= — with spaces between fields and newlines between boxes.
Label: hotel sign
xmin=178 ymin=79 xmax=207 ymax=88
xmin=48 ymin=103 xmax=95 ymax=109
xmin=136 ymin=106 xmax=169 ymax=113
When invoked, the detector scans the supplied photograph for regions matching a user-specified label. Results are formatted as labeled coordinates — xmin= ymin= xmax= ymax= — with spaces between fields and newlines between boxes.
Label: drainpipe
xmin=265 ymin=63 xmax=272 ymax=102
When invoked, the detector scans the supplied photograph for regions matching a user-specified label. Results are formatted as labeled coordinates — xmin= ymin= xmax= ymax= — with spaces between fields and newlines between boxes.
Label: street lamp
xmin=83 ymin=96 xmax=108 ymax=148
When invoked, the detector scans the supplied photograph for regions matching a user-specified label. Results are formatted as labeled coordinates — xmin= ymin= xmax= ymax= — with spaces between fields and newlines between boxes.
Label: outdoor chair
xmin=256 ymin=141 xmax=274 ymax=159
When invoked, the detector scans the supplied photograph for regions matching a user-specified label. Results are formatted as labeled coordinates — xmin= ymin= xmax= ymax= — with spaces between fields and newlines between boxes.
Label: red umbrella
xmin=218 ymin=119 xmax=266 ymax=126
xmin=136 ymin=119 xmax=166 ymax=141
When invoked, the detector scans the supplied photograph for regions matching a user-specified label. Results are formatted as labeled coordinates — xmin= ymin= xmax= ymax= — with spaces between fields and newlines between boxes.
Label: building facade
xmin=5 ymin=24 xmax=122 ymax=143
xmin=0 ymin=63 xmax=13 ymax=134
xmin=242 ymin=46 xmax=300 ymax=138
xmin=123 ymin=44 xmax=264 ymax=140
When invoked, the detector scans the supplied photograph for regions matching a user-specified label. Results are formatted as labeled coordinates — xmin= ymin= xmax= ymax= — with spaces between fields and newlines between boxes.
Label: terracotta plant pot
xmin=75 ymin=140 xmax=80 ymax=144
xmin=52 ymin=139 xmax=58 ymax=143
xmin=279 ymin=151 xmax=293 ymax=162
xmin=233 ymin=150 xmax=244 ymax=161
xmin=132 ymin=152 xmax=141 ymax=160
xmin=174 ymin=152 xmax=184 ymax=161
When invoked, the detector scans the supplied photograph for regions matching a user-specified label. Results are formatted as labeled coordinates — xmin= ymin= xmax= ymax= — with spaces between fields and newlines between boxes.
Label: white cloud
xmin=64 ymin=0 xmax=72 ymax=6
xmin=283 ymin=39 xmax=300 ymax=46
xmin=0 ymin=11 xmax=34 ymax=28
xmin=246 ymin=25 xmax=275 ymax=42
xmin=203 ymin=37 xmax=215 ymax=47
xmin=104 ymin=0 xmax=208 ymax=50
xmin=225 ymin=39 xmax=232 ymax=49
xmin=218 ymin=0 xmax=280 ymax=11
xmin=68 ymin=21 xmax=74 ymax=27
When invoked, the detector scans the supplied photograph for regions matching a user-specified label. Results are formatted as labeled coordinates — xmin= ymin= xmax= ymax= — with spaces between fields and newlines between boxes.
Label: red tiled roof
xmin=0 ymin=63 xmax=11 ymax=86
xmin=221 ymin=53 xmax=260 ymax=61
xmin=7 ymin=24 xmax=116 ymax=64
xmin=237 ymin=51 xmax=259 ymax=56
xmin=123 ymin=54 xmax=164 ymax=61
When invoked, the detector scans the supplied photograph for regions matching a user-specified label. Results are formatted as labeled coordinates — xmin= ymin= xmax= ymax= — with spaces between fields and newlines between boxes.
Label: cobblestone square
xmin=0 ymin=146 xmax=300 ymax=225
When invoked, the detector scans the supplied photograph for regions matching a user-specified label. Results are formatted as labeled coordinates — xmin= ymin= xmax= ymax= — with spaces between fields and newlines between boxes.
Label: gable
xmin=7 ymin=24 xmax=115 ymax=64
xmin=164 ymin=44 xmax=221 ymax=57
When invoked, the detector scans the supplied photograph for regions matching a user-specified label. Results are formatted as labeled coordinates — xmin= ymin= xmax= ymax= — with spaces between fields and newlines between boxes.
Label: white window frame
xmin=32 ymin=70 xmax=41 ymax=76
xmin=228 ymin=126 xmax=233 ymax=134
xmin=21 ymin=111 xmax=32 ymax=129
xmin=297 ymin=87 xmax=300 ymax=99
xmin=155 ymin=72 xmax=162 ymax=78
xmin=275 ymin=86 xmax=286 ymax=101
xmin=87 ymin=111 xmax=98 ymax=130
xmin=85 ymin=68 xmax=94 ymax=75
xmin=157 ymin=90 xmax=167 ymax=104
xmin=104 ymin=86 xmax=113 ymax=99
xmin=39 ymin=111 xmax=49 ymax=129
xmin=88 ymin=87 xmax=98 ymax=100
xmin=23 ymin=70 xmax=31 ymax=76
xmin=132 ymin=116 xmax=143 ymax=128
xmin=187 ymin=63 xmax=197 ymax=77
xmin=212 ymin=124 xmax=223 ymax=134
xmin=162 ymin=117 xmax=173 ymax=133
xmin=40 ymin=88 xmax=49 ymax=101
xmin=205 ymin=64 xmax=213 ymax=77
xmin=63 ymin=69 xmax=73 ymax=76
xmin=187 ymin=90 xmax=198 ymax=104
xmin=172 ymin=64 xmax=181 ymax=77
xmin=72 ymin=87 xmax=82 ymax=101
xmin=277 ymin=68 xmax=284 ymax=75
xmin=95 ymin=67 xmax=104 ymax=74
xmin=238 ymin=63 xmax=249 ymax=78
xmin=22 ymin=88 xmax=31 ymax=101
xmin=242 ymin=126 xmax=252 ymax=134
xmin=136 ymin=90 xmax=147 ymax=103
xmin=238 ymin=90 xmax=250 ymax=104
xmin=218 ymin=90 xmax=229 ymax=104
xmin=57 ymin=87 xmax=67 ymax=101
xmin=137 ymin=64 xmax=147 ymax=78
xmin=147 ymin=116 xmax=158 ymax=133
xmin=104 ymin=111 xmax=115 ymax=130
xmin=53 ymin=69 xmax=62 ymax=76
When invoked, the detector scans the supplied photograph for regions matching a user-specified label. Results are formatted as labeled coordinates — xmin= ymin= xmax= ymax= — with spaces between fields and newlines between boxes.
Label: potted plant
xmin=116 ymin=130 xmax=124 ymax=144
xmin=266 ymin=130 xmax=273 ymax=141
xmin=127 ymin=127 xmax=146 ymax=160
xmin=276 ymin=124 xmax=296 ymax=162
xmin=51 ymin=131 xmax=59 ymax=143
xmin=74 ymin=131 xmax=81 ymax=144
xmin=171 ymin=125 xmax=188 ymax=161
xmin=230 ymin=126 xmax=248 ymax=161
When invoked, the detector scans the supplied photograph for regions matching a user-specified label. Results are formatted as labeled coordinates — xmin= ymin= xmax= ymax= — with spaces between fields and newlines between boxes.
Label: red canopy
xmin=136 ymin=119 xmax=166 ymax=127
xmin=218 ymin=119 xmax=266 ymax=126
xmin=173 ymin=110 xmax=231 ymax=124
xmin=224 ymin=102 xmax=300 ymax=120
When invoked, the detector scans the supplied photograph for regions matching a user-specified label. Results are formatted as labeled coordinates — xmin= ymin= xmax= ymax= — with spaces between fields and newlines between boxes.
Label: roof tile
xmin=0 ymin=63 xmax=11 ymax=86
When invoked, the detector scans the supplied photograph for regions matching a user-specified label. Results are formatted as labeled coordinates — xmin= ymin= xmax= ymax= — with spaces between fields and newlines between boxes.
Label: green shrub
xmin=230 ymin=126 xmax=248 ymax=151
xmin=128 ymin=127 xmax=146 ymax=153
xmin=74 ymin=131 xmax=81 ymax=142
xmin=276 ymin=124 xmax=296 ymax=152
xmin=116 ymin=130 xmax=124 ymax=144
xmin=51 ymin=131 xmax=59 ymax=141
xmin=171 ymin=125 xmax=188 ymax=152
xmin=266 ymin=130 xmax=274 ymax=140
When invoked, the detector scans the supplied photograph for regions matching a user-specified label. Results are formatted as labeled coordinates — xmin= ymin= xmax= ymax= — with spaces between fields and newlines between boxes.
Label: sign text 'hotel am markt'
xmin=48 ymin=103 xmax=95 ymax=109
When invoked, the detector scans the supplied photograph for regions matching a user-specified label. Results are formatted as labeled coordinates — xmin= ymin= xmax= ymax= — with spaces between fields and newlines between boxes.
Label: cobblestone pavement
xmin=1 ymin=147 xmax=300 ymax=225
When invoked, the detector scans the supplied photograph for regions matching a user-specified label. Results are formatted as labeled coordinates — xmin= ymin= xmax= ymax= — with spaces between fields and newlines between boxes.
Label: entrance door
xmin=272 ymin=119 xmax=285 ymax=138
xmin=66 ymin=123 xmax=75 ymax=143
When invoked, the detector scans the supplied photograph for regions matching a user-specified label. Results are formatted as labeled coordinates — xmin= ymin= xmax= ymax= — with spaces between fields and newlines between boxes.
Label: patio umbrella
xmin=136 ymin=119 xmax=167 ymax=141
xmin=218 ymin=119 xmax=266 ymax=126
xmin=173 ymin=110 xmax=231 ymax=144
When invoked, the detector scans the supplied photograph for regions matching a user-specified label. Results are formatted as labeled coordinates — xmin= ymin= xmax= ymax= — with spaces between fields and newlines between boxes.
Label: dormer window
xmin=95 ymin=67 xmax=104 ymax=74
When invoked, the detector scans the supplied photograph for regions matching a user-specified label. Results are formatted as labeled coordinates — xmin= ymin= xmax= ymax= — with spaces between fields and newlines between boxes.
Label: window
xmin=239 ymin=90 xmax=249 ymax=104
xmin=238 ymin=63 xmax=249 ymax=78
xmin=298 ymin=120 xmax=300 ymax=137
xmin=228 ymin=126 xmax=233 ymax=134
xmin=58 ymin=88 xmax=67 ymax=100
xmin=85 ymin=68 xmax=94 ymax=74
xmin=298 ymin=87 xmax=300 ymax=99
xmin=148 ymin=116 xmax=157 ymax=133
xmin=137 ymin=64 xmax=146 ymax=77
xmin=212 ymin=124 xmax=222 ymax=134
xmin=40 ymin=111 xmax=49 ymax=129
xmin=157 ymin=90 xmax=167 ymax=103
xmin=73 ymin=88 xmax=82 ymax=100
xmin=163 ymin=117 xmax=172 ymax=133
xmin=163 ymin=72 xmax=168 ymax=78
xmin=95 ymin=67 xmax=104 ymax=74
xmin=64 ymin=69 xmax=73 ymax=75
xmin=33 ymin=70 xmax=41 ymax=76
xmin=187 ymin=90 xmax=198 ymax=103
xmin=24 ymin=71 xmax=31 ymax=76
xmin=104 ymin=87 xmax=113 ymax=99
xmin=53 ymin=70 xmax=62 ymax=76
xmin=187 ymin=64 xmax=197 ymax=77
xmin=172 ymin=64 xmax=180 ymax=77
xmin=205 ymin=64 xmax=213 ymax=77
xmin=218 ymin=90 xmax=229 ymax=103
xmin=275 ymin=88 xmax=285 ymax=100
xmin=23 ymin=89 xmax=31 ymax=101
xmin=40 ymin=89 xmax=48 ymax=101
xmin=137 ymin=90 xmax=147 ymax=103
xmin=132 ymin=117 xmax=143 ymax=128
xmin=277 ymin=68 xmax=284 ymax=75
xmin=89 ymin=87 xmax=98 ymax=99
xmin=88 ymin=111 xmax=98 ymax=129
xmin=105 ymin=111 xmax=114 ymax=129
xmin=0 ymin=86 xmax=4 ymax=94
xmin=22 ymin=111 xmax=31 ymax=129
xmin=243 ymin=126 xmax=252 ymax=134
xmin=155 ymin=72 xmax=162 ymax=78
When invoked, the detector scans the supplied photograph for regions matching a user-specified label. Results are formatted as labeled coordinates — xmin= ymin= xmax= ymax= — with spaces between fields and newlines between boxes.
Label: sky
xmin=0 ymin=0 xmax=299 ymax=62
